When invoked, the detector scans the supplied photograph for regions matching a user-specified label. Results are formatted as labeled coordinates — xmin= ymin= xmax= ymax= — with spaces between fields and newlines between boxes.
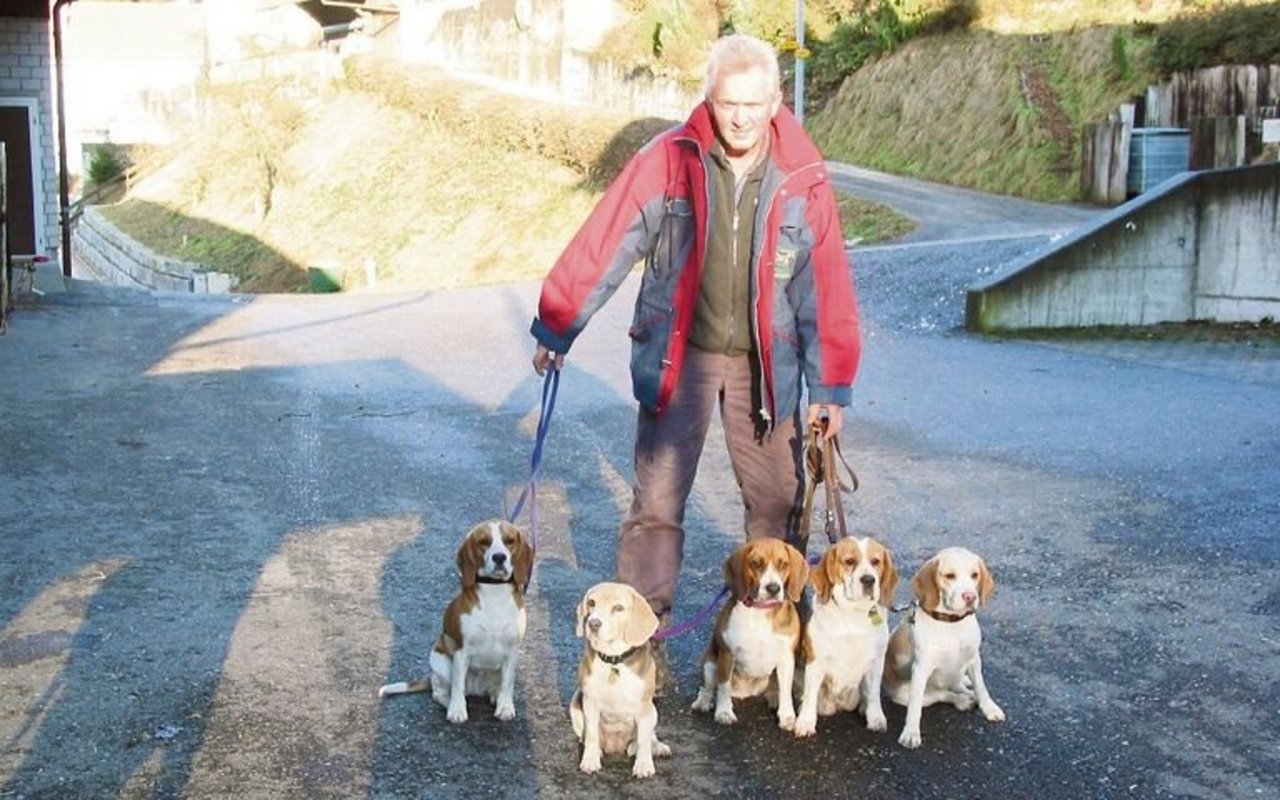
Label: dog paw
xmin=494 ymin=702 xmax=516 ymax=722
xmin=714 ymin=706 xmax=738 ymax=726
xmin=950 ymin=691 xmax=976 ymax=711
xmin=866 ymin=711 xmax=887 ymax=732
xmin=653 ymin=739 xmax=672 ymax=759
xmin=898 ymin=728 xmax=922 ymax=749
xmin=446 ymin=705 xmax=468 ymax=724
xmin=690 ymin=692 xmax=713 ymax=713
xmin=777 ymin=711 xmax=796 ymax=732
xmin=982 ymin=700 xmax=1005 ymax=722
xmin=793 ymin=716 xmax=817 ymax=738
xmin=579 ymin=752 xmax=602 ymax=774
xmin=632 ymin=757 xmax=656 ymax=779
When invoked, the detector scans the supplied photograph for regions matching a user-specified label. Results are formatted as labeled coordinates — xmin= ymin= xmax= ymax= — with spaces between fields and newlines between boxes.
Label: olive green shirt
xmin=689 ymin=142 xmax=769 ymax=355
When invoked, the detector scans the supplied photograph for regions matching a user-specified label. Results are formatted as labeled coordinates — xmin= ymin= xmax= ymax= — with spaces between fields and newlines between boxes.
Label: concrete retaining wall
xmin=966 ymin=162 xmax=1280 ymax=331
xmin=71 ymin=206 xmax=238 ymax=293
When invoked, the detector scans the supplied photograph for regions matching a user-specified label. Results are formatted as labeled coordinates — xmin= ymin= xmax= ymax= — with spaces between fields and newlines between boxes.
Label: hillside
xmin=97 ymin=0 xmax=1279 ymax=293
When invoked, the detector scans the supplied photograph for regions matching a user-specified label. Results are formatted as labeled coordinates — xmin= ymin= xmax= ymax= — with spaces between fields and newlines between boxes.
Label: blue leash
xmin=508 ymin=367 xmax=560 ymax=554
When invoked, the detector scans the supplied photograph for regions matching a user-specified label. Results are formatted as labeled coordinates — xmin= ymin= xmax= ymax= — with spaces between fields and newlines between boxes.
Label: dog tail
xmin=378 ymin=678 xmax=431 ymax=698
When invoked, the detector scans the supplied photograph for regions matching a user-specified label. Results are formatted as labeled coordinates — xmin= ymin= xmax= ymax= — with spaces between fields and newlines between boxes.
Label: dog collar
xmin=476 ymin=575 xmax=513 ymax=585
xmin=595 ymin=644 xmax=644 ymax=665
xmin=918 ymin=605 xmax=974 ymax=623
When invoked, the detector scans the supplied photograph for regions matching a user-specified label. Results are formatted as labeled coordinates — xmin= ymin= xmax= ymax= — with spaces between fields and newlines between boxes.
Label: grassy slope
xmin=102 ymin=64 xmax=912 ymax=293
xmin=808 ymin=25 xmax=1157 ymax=202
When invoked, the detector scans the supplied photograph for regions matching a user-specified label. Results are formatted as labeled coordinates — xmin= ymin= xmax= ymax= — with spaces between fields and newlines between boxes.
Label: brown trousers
xmin=615 ymin=347 xmax=804 ymax=618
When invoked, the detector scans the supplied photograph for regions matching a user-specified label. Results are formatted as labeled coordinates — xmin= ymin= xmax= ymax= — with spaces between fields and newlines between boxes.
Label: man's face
xmin=707 ymin=67 xmax=781 ymax=159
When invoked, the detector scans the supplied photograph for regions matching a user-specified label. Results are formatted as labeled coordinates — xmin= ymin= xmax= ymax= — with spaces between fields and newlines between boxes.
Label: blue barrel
xmin=1127 ymin=128 xmax=1190 ymax=195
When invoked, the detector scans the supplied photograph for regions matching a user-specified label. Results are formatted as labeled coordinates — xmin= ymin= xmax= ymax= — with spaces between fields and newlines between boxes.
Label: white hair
xmin=703 ymin=34 xmax=781 ymax=99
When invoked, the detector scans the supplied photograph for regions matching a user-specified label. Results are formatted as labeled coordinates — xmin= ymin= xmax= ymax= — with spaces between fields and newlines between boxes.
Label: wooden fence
xmin=1082 ymin=64 xmax=1279 ymax=205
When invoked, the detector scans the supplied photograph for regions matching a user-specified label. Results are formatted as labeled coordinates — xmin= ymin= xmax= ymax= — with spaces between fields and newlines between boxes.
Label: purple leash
xmin=508 ymin=368 xmax=559 ymax=577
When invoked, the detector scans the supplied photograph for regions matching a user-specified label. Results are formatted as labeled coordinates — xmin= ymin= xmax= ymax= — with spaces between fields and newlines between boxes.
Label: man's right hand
xmin=532 ymin=343 xmax=564 ymax=376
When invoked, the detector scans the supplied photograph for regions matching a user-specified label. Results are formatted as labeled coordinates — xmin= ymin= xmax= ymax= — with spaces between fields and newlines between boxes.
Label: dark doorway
xmin=0 ymin=104 xmax=37 ymax=257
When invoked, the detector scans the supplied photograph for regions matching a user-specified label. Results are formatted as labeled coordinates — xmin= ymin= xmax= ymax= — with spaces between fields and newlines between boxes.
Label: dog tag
xmin=609 ymin=667 xmax=620 ymax=683
xmin=868 ymin=608 xmax=883 ymax=626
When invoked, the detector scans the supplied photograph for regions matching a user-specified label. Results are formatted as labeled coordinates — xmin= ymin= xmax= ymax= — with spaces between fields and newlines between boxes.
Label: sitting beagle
xmin=795 ymin=536 xmax=898 ymax=738
xmin=570 ymin=581 xmax=669 ymax=779
xmin=883 ymin=546 xmax=1005 ymax=748
xmin=378 ymin=520 xmax=533 ymax=723
xmin=691 ymin=537 xmax=809 ymax=730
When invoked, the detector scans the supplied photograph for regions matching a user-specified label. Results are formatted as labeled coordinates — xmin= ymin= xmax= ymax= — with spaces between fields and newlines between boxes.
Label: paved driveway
xmin=1 ymin=167 xmax=1277 ymax=798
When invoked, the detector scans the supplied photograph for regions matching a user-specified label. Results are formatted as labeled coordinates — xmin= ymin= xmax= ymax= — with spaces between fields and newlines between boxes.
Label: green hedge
xmin=1152 ymin=1 xmax=1280 ymax=74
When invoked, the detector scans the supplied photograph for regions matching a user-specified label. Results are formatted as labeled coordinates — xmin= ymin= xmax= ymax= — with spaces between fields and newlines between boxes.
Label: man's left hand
xmin=807 ymin=404 xmax=843 ymax=440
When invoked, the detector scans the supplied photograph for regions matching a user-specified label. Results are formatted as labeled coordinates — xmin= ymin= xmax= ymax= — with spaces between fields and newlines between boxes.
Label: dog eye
xmin=971 ymin=572 xmax=980 ymax=580
xmin=610 ymin=604 xmax=624 ymax=613
xmin=586 ymin=599 xmax=595 ymax=608
xmin=944 ymin=572 xmax=956 ymax=579
xmin=869 ymin=557 xmax=880 ymax=566
xmin=843 ymin=557 xmax=856 ymax=566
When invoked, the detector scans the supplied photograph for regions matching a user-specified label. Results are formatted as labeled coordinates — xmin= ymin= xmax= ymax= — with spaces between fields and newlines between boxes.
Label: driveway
xmin=828 ymin=162 xmax=1102 ymax=244
xmin=0 ymin=169 xmax=1276 ymax=798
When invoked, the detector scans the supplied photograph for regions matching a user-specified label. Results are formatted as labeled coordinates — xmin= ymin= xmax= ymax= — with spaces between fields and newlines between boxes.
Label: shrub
xmin=85 ymin=144 xmax=126 ymax=187
xmin=1153 ymin=1 xmax=1280 ymax=74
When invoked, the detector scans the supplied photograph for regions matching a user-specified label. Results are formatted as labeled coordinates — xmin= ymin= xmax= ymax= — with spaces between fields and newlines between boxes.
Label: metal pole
xmin=53 ymin=0 xmax=75 ymax=278
xmin=795 ymin=0 xmax=806 ymax=126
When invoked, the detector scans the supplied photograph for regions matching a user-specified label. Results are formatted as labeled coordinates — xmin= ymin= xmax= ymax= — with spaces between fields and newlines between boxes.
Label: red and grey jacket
xmin=531 ymin=102 xmax=861 ymax=421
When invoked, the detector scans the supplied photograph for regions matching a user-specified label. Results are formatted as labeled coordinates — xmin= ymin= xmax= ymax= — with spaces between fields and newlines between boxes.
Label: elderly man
xmin=530 ymin=33 xmax=861 ymax=683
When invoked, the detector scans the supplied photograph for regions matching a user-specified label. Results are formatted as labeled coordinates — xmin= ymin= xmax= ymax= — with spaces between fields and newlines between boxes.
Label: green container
xmin=307 ymin=266 xmax=344 ymax=293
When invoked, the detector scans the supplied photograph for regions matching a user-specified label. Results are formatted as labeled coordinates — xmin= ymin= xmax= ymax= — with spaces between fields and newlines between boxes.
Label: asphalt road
xmin=1 ymin=171 xmax=1277 ymax=799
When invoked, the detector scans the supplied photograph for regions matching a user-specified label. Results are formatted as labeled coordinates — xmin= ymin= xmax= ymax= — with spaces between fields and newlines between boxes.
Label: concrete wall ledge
xmin=71 ymin=206 xmax=239 ymax=294
xmin=966 ymin=162 xmax=1279 ymax=332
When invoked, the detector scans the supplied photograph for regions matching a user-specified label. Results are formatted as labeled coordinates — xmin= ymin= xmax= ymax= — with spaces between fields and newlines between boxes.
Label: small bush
xmin=1153 ymin=1 xmax=1280 ymax=74
xmin=85 ymin=144 xmax=126 ymax=187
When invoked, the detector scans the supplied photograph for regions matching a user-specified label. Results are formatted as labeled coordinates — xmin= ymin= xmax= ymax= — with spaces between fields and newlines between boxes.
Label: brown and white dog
xmin=883 ymin=546 xmax=1005 ymax=748
xmin=691 ymin=538 xmax=809 ymax=730
xmin=794 ymin=536 xmax=898 ymax=738
xmin=570 ymin=581 xmax=669 ymax=779
xmin=378 ymin=520 xmax=533 ymax=723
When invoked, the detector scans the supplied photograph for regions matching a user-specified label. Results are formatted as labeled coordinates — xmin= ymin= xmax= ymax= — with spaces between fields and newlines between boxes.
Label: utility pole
xmin=795 ymin=0 xmax=806 ymax=126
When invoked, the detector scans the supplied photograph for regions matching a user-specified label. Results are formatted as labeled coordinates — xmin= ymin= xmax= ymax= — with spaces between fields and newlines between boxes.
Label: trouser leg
xmin=616 ymin=349 xmax=722 ymax=617
xmin=719 ymin=355 xmax=804 ymax=546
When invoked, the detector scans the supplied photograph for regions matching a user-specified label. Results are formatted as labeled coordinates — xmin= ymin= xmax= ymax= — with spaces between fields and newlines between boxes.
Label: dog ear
xmin=785 ymin=543 xmax=809 ymax=603
xmin=457 ymin=533 xmax=479 ymax=589
xmin=977 ymin=558 xmax=996 ymax=607
xmin=723 ymin=546 xmax=747 ymax=600
xmin=911 ymin=556 xmax=940 ymax=611
xmin=879 ymin=546 xmax=899 ymax=607
xmin=575 ymin=590 xmax=590 ymax=638
xmin=511 ymin=526 xmax=534 ymax=589
xmin=811 ymin=547 xmax=836 ymax=603
xmin=624 ymin=586 xmax=660 ymax=647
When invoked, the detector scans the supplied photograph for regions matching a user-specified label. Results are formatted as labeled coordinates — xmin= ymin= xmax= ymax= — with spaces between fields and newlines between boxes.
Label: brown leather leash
xmin=797 ymin=417 xmax=859 ymax=556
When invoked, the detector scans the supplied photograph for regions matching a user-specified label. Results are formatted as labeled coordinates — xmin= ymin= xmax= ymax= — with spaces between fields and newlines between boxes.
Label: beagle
xmin=691 ymin=537 xmax=809 ymax=730
xmin=883 ymin=546 xmax=1005 ymax=748
xmin=794 ymin=536 xmax=898 ymax=738
xmin=378 ymin=520 xmax=533 ymax=723
xmin=570 ymin=581 xmax=670 ymax=779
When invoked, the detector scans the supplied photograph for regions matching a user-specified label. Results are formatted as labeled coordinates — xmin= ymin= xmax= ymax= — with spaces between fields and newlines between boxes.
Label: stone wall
xmin=72 ymin=207 xmax=238 ymax=294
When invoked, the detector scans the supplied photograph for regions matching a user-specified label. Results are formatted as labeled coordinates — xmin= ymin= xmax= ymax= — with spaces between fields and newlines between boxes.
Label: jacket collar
xmin=678 ymin=101 xmax=824 ymax=180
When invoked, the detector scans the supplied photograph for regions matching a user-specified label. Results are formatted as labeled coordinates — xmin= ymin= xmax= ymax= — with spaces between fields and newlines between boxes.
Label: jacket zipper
xmin=750 ymin=159 xmax=826 ymax=426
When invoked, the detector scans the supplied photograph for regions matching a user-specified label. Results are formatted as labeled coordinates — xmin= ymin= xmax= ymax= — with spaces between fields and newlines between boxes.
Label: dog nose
xmin=860 ymin=574 xmax=876 ymax=586
xmin=492 ymin=552 xmax=507 ymax=566
xmin=587 ymin=617 xmax=601 ymax=632
xmin=962 ymin=590 xmax=977 ymax=605
xmin=765 ymin=582 xmax=781 ymax=597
